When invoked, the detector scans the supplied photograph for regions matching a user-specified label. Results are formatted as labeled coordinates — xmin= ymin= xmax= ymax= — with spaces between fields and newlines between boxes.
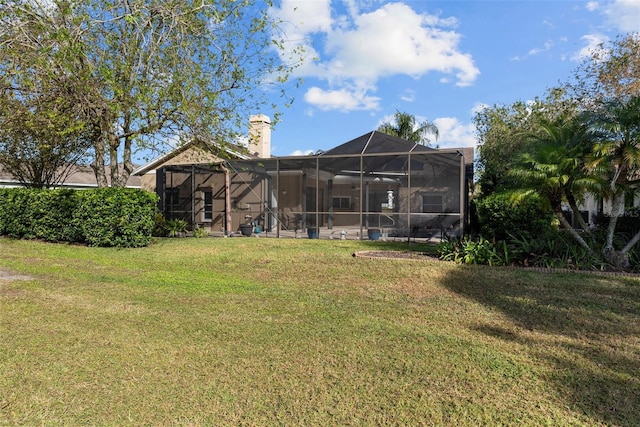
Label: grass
xmin=1 ymin=236 xmax=639 ymax=426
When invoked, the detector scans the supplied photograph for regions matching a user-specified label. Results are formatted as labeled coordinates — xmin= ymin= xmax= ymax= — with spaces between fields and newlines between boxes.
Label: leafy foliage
xmin=474 ymin=89 xmax=578 ymax=196
xmin=565 ymin=33 xmax=640 ymax=104
xmin=474 ymin=34 xmax=640 ymax=270
xmin=438 ymin=236 xmax=510 ymax=266
xmin=474 ymin=192 xmax=555 ymax=242
xmin=437 ymin=231 xmax=622 ymax=271
xmin=75 ymin=189 xmax=158 ymax=247
xmin=0 ymin=188 xmax=157 ymax=247
xmin=152 ymin=213 xmax=169 ymax=237
xmin=166 ymin=218 xmax=189 ymax=237
xmin=0 ymin=78 xmax=93 ymax=188
xmin=377 ymin=110 xmax=439 ymax=146
xmin=0 ymin=0 xmax=302 ymax=187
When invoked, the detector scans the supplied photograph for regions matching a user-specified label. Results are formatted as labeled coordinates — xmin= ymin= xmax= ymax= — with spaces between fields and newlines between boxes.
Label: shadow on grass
xmin=357 ymin=240 xmax=438 ymax=254
xmin=440 ymin=266 xmax=640 ymax=427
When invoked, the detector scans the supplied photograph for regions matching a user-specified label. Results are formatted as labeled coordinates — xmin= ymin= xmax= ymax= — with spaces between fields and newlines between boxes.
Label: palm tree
xmin=508 ymin=116 xmax=598 ymax=256
xmin=377 ymin=111 xmax=439 ymax=146
xmin=586 ymin=96 xmax=640 ymax=269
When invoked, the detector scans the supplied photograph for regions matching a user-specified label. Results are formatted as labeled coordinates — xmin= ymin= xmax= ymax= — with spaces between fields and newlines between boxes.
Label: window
xmin=203 ymin=190 xmax=213 ymax=220
xmin=332 ymin=196 xmax=351 ymax=209
xmin=421 ymin=193 xmax=445 ymax=213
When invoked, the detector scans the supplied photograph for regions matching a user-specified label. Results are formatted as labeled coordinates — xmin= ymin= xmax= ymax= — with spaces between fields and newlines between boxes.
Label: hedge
xmin=475 ymin=192 xmax=555 ymax=241
xmin=0 ymin=188 xmax=158 ymax=247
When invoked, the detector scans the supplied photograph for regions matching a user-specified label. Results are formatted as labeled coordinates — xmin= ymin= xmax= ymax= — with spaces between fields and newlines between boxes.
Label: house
xmin=0 ymin=165 xmax=141 ymax=189
xmin=572 ymin=177 xmax=640 ymax=229
xmin=133 ymin=115 xmax=474 ymax=240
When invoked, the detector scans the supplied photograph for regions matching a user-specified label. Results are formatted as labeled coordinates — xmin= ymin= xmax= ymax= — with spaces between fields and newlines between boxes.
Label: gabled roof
xmin=132 ymin=139 xmax=254 ymax=176
xmin=321 ymin=131 xmax=433 ymax=156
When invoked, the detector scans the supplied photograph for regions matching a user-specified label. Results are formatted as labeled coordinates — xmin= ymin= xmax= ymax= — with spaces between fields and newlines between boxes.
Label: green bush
xmin=475 ymin=192 xmax=555 ymax=241
xmin=152 ymin=213 xmax=169 ymax=237
xmin=438 ymin=236 xmax=510 ymax=266
xmin=0 ymin=189 xmax=34 ymax=238
xmin=75 ymin=188 xmax=158 ymax=247
xmin=31 ymin=189 xmax=83 ymax=242
xmin=0 ymin=188 xmax=157 ymax=247
xmin=193 ymin=226 xmax=209 ymax=238
xmin=506 ymin=230 xmax=605 ymax=270
xmin=437 ymin=230 xmax=609 ymax=270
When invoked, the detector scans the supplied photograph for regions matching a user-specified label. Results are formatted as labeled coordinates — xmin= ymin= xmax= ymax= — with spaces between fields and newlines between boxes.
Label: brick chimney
xmin=249 ymin=114 xmax=271 ymax=158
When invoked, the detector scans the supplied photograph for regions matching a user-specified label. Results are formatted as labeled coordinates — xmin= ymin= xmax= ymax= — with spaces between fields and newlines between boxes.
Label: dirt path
xmin=0 ymin=268 xmax=33 ymax=282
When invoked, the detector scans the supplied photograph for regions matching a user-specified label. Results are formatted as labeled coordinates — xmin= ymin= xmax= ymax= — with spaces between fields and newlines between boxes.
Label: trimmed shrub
xmin=475 ymin=192 xmax=555 ymax=241
xmin=0 ymin=188 xmax=157 ymax=247
xmin=0 ymin=189 xmax=34 ymax=238
xmin=75 ymin=188 xmax=158 ymax=247
xmin=31 ymin=189 xmax=83 ymax=242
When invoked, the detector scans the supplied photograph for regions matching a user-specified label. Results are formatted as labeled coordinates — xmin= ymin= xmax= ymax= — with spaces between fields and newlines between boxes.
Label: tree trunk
xmin=601 ymin=225 xmax=640 ymax=272
xmin=602 ymin=246 xmax=631 ymax=271
xmin=92 ymin=138 xmax=109 ymax=188
xmin=604 ymin=191 xmax=624 ymax=251
xmin=553 ymin=207 xmax=597 ymax=258
xmin=622 ymin=230 xmax=640 ymax=254
xmin=91 ymin=112 xmax=110 ymax=188
xmin=600 ymin=191 xmax=631 ymax=270
xmin=565 ymin=191 xmax=591 ymax=234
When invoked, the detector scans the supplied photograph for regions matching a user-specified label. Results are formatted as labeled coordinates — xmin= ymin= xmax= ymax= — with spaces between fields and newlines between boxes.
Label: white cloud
xmin=571 ymin=33 xmax=609 ymax=61
xmin=528 ymin=40 xmax=554 ymax=56
xmin=271 ymin=0 xmax=333 ymax=76
xmin=290 ymin=149 xmax=315 ymax=156
xmin=572 ymin=1 xmax=639 ymax=63
xmin=400 ymin=89 xmax=416 ymax=102
xmin=304 ymin=86 xmax=380 ymax=111
xmin=471 ymin=102 xmax=489 ymax=116
xmin=277 ymin=0 xmax=333 ymax=33
xmin=270 ymin=1 xmax=479 ymax=112
xmin=324 ymin=3 xmax=477 ymax=85
xmin=433 ymin=117 xmax=477 ymax=148
xmin=586 ymin=2 xmax=600 ymax=12
xmin=603 ymin=0 xmax=640 ymax=32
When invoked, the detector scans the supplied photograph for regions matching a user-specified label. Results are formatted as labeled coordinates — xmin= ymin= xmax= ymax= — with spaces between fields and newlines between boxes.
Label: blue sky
xmin=263 ymin=0 xmax=640 ymax=156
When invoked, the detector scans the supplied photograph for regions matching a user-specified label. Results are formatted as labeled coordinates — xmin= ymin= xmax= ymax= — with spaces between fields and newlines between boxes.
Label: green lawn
xmin=1 ymin=237 xmax=639 ymax=426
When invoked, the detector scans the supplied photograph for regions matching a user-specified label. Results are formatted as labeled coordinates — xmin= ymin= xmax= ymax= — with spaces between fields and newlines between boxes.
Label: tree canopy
xmin=377 ymin=111 xmax=439 ymax=146
xmin=566 ymin=32 xmax=640 ymax=105
xmin=0 ymin=72 xmax=93 ymax=188
xmin=0 ymin=0 xmax=302 ymax=187
xmin=474 ymin=32 xmax=640 ymax=270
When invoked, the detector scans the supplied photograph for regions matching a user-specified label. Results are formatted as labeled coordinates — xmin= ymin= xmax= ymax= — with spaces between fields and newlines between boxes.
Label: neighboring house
xmin=0 ymin=165 xmax=141 ymax=189
xmin=134 ymin=115 xmax=474 ymax=239
xmin=572 ymin=176 xmax=640 ymax=229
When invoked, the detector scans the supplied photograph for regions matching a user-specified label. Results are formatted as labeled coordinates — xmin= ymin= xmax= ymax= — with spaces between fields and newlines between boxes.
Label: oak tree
xmin=1 ymin=0 xmax=301 ymax=187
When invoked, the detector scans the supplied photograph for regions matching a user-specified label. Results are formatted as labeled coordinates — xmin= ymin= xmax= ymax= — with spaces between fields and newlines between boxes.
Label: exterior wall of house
xmin=577 ymin=189 xmax=640 ymax=229
xmin=329 ymin=181 xmax=362 ymax=227
xmin=135 ymin=131 xmax=473 ymax=238
xmin=139 ymin=173 xmax=156 ymax=192
xmin=168 ymin=148 xmax=222 ymax=167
